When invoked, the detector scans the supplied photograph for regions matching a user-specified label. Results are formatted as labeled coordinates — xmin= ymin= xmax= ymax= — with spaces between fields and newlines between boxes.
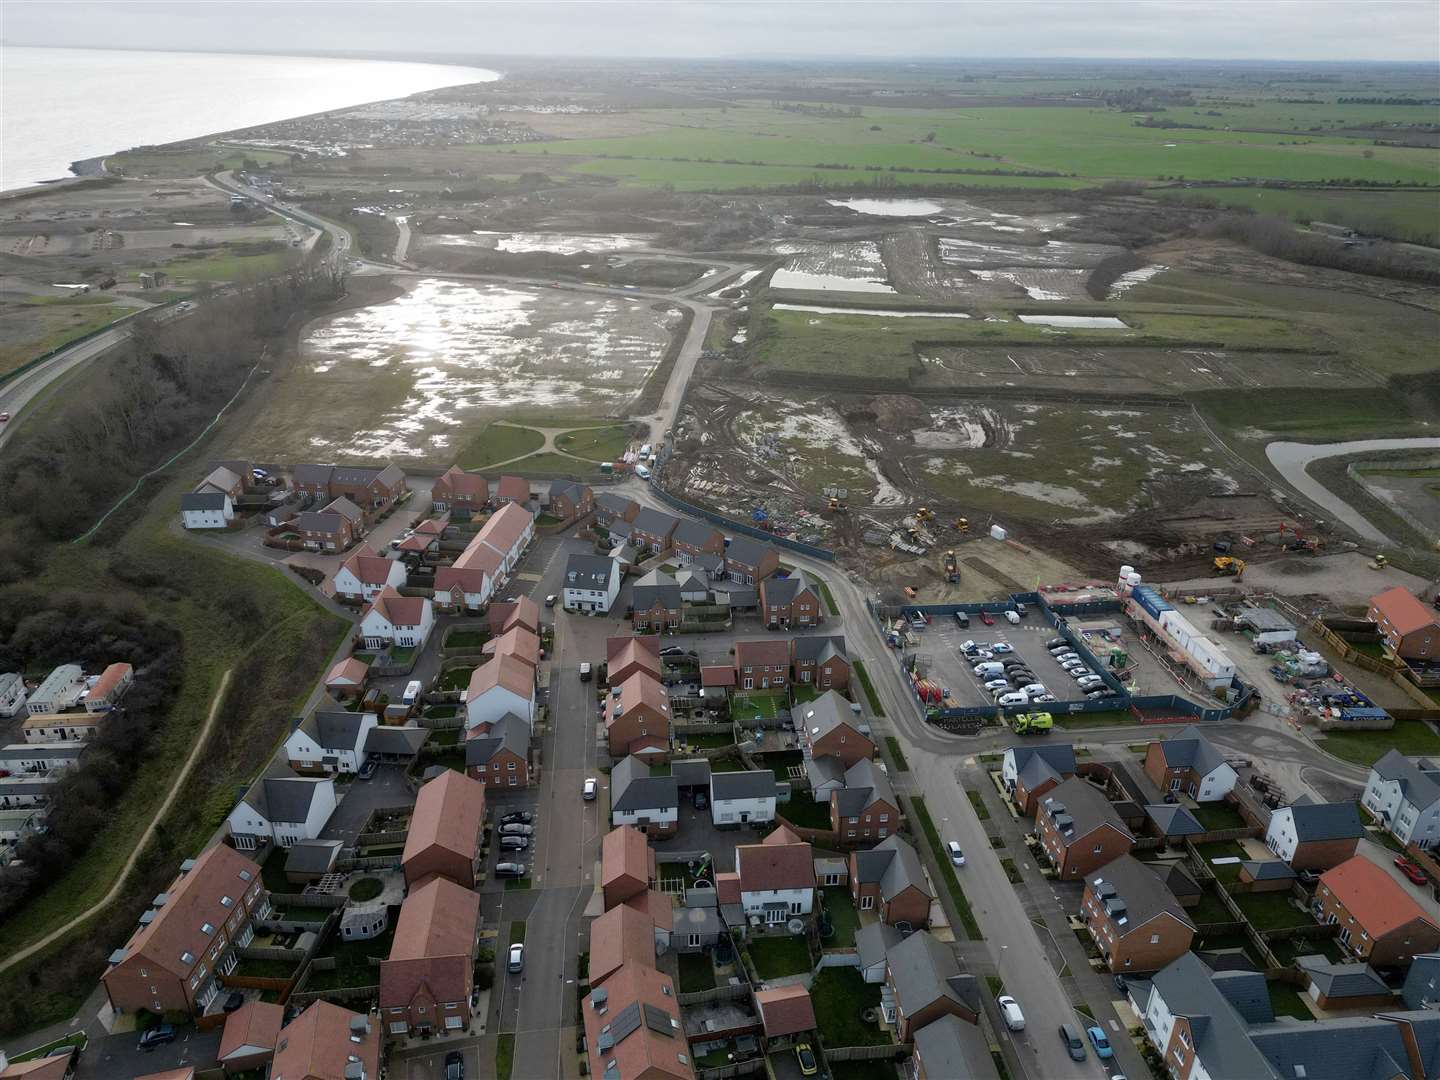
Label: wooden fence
xmin=824 ymin=1044 xmax=908 ymax=1062
xmin=697 ymin=1059 xmax=765 ymax=1080
xmin=678 ymin=983 xmax=752 ymax=1007
xmin=267 ymin=892 xmax=346 ymax=909
xmin=356 ymin=829 xmax=408 ymax=846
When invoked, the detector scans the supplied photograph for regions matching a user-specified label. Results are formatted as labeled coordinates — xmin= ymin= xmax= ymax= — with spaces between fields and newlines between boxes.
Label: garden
xmin=678 ymin=952 xmax=717 ymax=993
xmin=746 ymin=935 xmax=813 ymax=980
xmin=810 ymin=967 xmax=890 ymax=1048
xmin=304 ymin=920 xmax=397 ymax=991
xmin=819 ymin=887 xmax=861 ymax=949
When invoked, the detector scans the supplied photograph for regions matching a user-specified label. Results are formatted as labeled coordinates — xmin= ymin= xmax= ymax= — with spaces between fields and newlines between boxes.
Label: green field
xmin=1318 ymin=720 xmax=1440 ymax=767
xmin=1155 ymin=186 xmax=1440 ymax=245
xmin=457 ymin=423 xmax=546 ymax=469
xmin=0 ymin=301 xmax=133 ymax=376
xmin=554 ymin=425 xmax=634 ymax=461
xmin=161 ymin=247 xmax=298 ymax=282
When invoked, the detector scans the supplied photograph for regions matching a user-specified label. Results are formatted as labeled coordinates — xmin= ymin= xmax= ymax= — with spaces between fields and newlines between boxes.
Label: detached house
xmin=1082 ymin=853 xmax=1196 ymax=973
xmin=850 ymin=835 xmax=932 ymax=928
xmin=295 ymin=499 xmax=360 ymax=552
xmin=724 ymin=535 xmax=780 ymax=586
xmin=631 ymin=570 xmax=683 ymax=632
xmin=595 ymin=493 xmax=639 ymax=529
xmin=102 ymin=845 xmax=268 ymax=1018
xmin=431 ymin=466 xmax=489 ymax=513
xmin=734 ymin=639 xmax=790 ymax=691
xmin=270 ymin=1001 xmax=380 ymax=1080
xmin=911 ymin=1014 xmax=999 ymax=1080
xmin=588 ymin=902 xmax=659 ymax=989
xmin=180 ymin=491 xmax=234 ymax=530
xmin=333 ymin=544 xmax=408 ymax=603
xmin=1143 ymin=726 xmax=1237 ymax=802
xmin=610 ymin=754 xmax=680 ymax=837
xmin=379 ymin=875 xmax=481 ymax=1037
xmin=563 ymin=554 xmax=621 ymax=614
xmin=719 ymin=825 xmax=815 ymax=928
xmin=791 ymin=636 xmax=849 ymax=691
xmin=1265 ymin=796 xmax=1364 ymax=871
xmin=1365 ymin=750 xmax=1440 ymax=849
xmin=1036 ymin=776 xmax=1134 ymax=880
xmin=323 ymin=656 xmax=369 ymax=700
xmin=493 ymin=475 xmax=530 ymax=506
xmin=709 ymin=770 xmax=779 ymax=827
xmin=1315 ymin=855 xmax=1440 ymax=967
xmin=602 ymin=825 xmax=656 ymax=909
xmin=672 ymin=520 xmax=724 ymax=564
xmin=631 ymin=508 xmax=679 ymax=554
xmin=226 ymin=765 xmax=337 ymax=850
xmin=883 ymin=930 xmax=980 ymax=1041
xmin=608 ymin=635 xmax=662 ymax=687
xmin=833 ymin=758 xmax=900 ymax=843
xmin=403 ymin=770 xmax=487 ymax=889
xmin=464 ymin=714 xmax=531 ymax=789
xmin=548 ymin=480 xmax=593 ymax=522
xmin=1002 ymin=743 xmax=1077 ymax=816
xmin=196 ymin=465 xmax=245 ymax=500
xmin=1369 ymin=586 xmax=1440 ymax=660
xmin=283 ymin=705 xmax=377 ymax=775
xmin=607 ymin=673 xmax=672 ymax=758
xmin=359 ymin=586 xmax=434 ymax=651
xmin=795 ymin=690 xmax=874 ymax=767
xmin=760 ymin=571 xmax=821 ymax=629
xmin=464 ymin=654 xmax=536 ymax=731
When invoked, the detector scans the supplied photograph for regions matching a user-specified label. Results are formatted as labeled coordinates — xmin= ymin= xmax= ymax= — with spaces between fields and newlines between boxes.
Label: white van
xmin=997 ymin=690 xmax=1030 ymax=705
xmin=973 ymin=662 xmax=1005 ymax=676
xmin=639 ymin=443 xmax=653 ymax=457
xmin=1004 ymin=610 xmax=1021 ymax=625
xmin=635 ymin=463 xmax=652 ymax=480
xmin=998 ymin=995 xmax=1026 ymax=1031
xmin=402 ymin=680 xmax=422 ymax=706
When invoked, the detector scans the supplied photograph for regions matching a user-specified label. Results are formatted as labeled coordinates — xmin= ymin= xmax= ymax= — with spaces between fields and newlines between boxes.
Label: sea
xmin=0 ymin=45 xmax=500 ymax=191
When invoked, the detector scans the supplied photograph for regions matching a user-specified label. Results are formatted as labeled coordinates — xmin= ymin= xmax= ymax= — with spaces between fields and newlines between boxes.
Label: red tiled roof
xmin=602 ymin=825 xmax=652 ymax=904
xmin=414 ymin=516 xmax=449 ymax=535
xmin=501 ymin=595 xmax=541 ymax=634
xmin=496 ymin=475 xmax=530 ymax=502
xmin=365 ymin=585 xmax=429 ymax=628
xmin=133 ymin=1070 xmax=195 ymax=1080
xmin=1 ymin=1058 xmax=73 ymax=1080
xmin=701 ymin=665 xmax=736 ymax=687
xmin=716 ymin=872 xmax=741 ymax=905
xmin=622 ymin=888 xmax=674 ymax=932
xmin=609 ymin=635 xmax=661 ymax=664
xmin=738 ymin=834 xmax=814 ymax=893
xmin=467 ymin=653 xmax=534 ymax=701
xmin=1320 ymin=855 xmax=1440 ymax=938
xmin=218 ymin=1000 xmax=283 ymax=1063
xmin=434 ymin=565 xmax=491 ymax=598
xmin=589 ymin=902 xmax=656 ymax=986
xmin=381 ymin=877 xmax=479 ymax=1009
xmin=484 ymin=626 xmax=541 ymax=668
xmin=612 ymin=672 xmax=669 ymax=726
xmin=271 ymin=1001 xmax=380 ymax=1080
xmin=340 ymin=544 xmax=394 ymax=586
xmin=325 ymin=657 xmax=369 ymax=686
xmin=582 ymin=964 xmax=692 ymax=1080
xmin=452 ymin=537 xmax=504 ymax=577
xmin=1370 ymin=586 xmax=1439 ymax=637
xmin=735 ymin=639 xmax=789 ymax=668
xmin=397 ymin=533 xmax=435 ymax=553
xmin=435 ymin=466 xmax=488 ymax=501
xmin=403 ymin=770 xmax=486 ymax=871
xmin=755 ymin=985 xmax=817 ymax=1038
xmin=762 ymin=823 xmax=803 ymax=847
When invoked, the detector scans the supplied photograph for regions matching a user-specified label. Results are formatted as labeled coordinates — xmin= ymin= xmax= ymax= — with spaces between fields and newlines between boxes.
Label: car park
xmin=947 ymin=841 xmax=966 ymax=866
xmin=508 ymin=943 xmax=525 ymax=972
xmin=1087 ymin=1026 xmax=1114 ymax=1060
xmin=998 ymin=995 xmax=1026 ymax=1031
xmin=583 ymin=778 xmax=598 ymax=800
xmin=500 ymin=811 xmax=534 ymax=825
xmin=139 ymin=1025 xmax=176 ymax=1050
xmin=495 ymin=862 xmax=526 ymax=877
xmin=500 ymin=823 xmax=534 ymax=836
xmin=499 ymin=836 xmax=530 ymax=851
xmin=1059 ymin=1024 xmax=1087 ymax=1062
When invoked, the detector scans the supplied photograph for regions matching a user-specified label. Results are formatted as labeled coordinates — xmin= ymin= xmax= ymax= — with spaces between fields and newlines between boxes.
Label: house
xmin=794 ymin=690 xmax=873 ymax=767
xmin=271 ymin=1001 xmax=380 ymax=1080
xmin=22 ymin=711 xmax=105 ymax=743
xmin=595 ymin=492 xmax=639 ymax=529
xmin=0 ymin=1055 xmax=74 ymax=1080
xmin=631 ymin=507 xmax=679 ymax=553
xmin=760 ymin=571 xmax=821 ymax=628
xmin=431 ymin=466 xmax=489 ymax=513
xmin=1134 ymin=953 xmax=1280 ymax=1080
xmin=581 ymin=963 xmax=693 ymax=1080
xmin=333 ymin=544 xmax=408 ymax=603
xmin=1001 ymin=744 xmax=1077 ymax=816
xmin=910 ymin=1013 xmax=999 ymax=1080
xmin=883 ymin=930 xmax=980 ymax=1040
xmin=724 ymin=535 xmax=780 ymax=586
xmin=284 ymin=839 xmax=343 ymax=885
xmin=734 ymin=639 xmax=790 ymax=691
xmin=26 ymin=664 xmax=85 ymax=715
xmin=482 ymin=625 xmax=541 ymax=670
xmin=607 ymin=673 xmax=672 ymax=759
xmin=465 ymin=715 xmax=531 ymax=789
xmin=602 ymin=825 xmax=656 ymax=908
xmin=482 ymin=501 xmax=538 ymax=574
xmin=671 ymin=520 xmax=724 ymax=564
xmin=850 ymin=835 xmax=933 ymax=928
xmin=563 ymin=554 xmax=622 ymax=614
xmin=631 ymin=570 xmax=683 ymax=632
xmin=833 ymin=758 xmax=900 ymax=843
xmin=291 ymin=463 xmax=336 ymax=501
xmin=700 ymin=665 xmax=735 ymax=701
xmin=490 ymin=594 xmax=541 ymax=636
xmin=729 ymin=825 xmax=815 ymax=927
xmin=1315 ymin=855 xmax=1440 ymax=967
xmin=432 ymin=538 xmax=497 ymax=612
xmin=403 ymin=770 xmax=487 ymax=889
xmin=1365 ymin=750 xmax=1440 ymax=849
xmin=284 ymin=706 xmax=377 ymax=774
xmin=464 ymin=654 xmax=536 ymax=731
xmin=196 ymin=465 xmax=245 ymax=499
xmin=0 ymin=672 xmax=27 ymax=718
xmin=328 ymin=463 xmax=407 ymax=510
xmin=379 ymin=875 xmax=481 ymax=1037
xmin=294 ymin=501 xmax=359 ymax=552
xmin=548 ymin=479 xmax=594 ymax=521
xmin=493 ymin=475 xmax=530 ymax=506
xmin=217 ymin=999 xmax=283 ymax=1073
xmin=805 ymin=757 xmax=845 ymax=804
xmin=82 ymin=662 xmax=133 ymax=713
xmin=358 ymin=586 xmax=434 ymax=650
xmin=856 ymin=922 xmax=902 ymax=983
xmin=1036 ymin=776 xmax=1134 ymax=881
xmin=102 ymin=845 xmax=268 ymax=1017
xmin=226 ymin=765 xmax=337 ymax=850
xmin=1369 ymin=586 xmax=1440 ymax=660
xmin=180 ymin=490 xmax=234 ymax=530
xmin=588 ymin=902 xmax=658 ymax=989
xmin=675 ymin=569 xmax=708 ymax=603
xmin=1081 ymin=854 xmax=1196 ymax=973
xmin=791 ymin=636 xmax=849 ymax=691
xmin=1402 ymin=952 xmax=1440 ymax=1009
xmin=1143 ymin=726 xmax=1238 ymax=802
xmin=1296 ymin=955 xmax=1393 ymax=1010
xmin=608 ymin=635 xmax=663 ymax=687
xmin=710 ymin=770 xmax=778 ymax=828
xmin=611 ymin=754 xmax=679 ymax=837
xmin=1265 ymin=797 xmax=1364 ymax=871
xmin=754 ymin=984 xmax=816 ymax=1043
xmin=0 ymin=742 xmax=88 ymax=774
xmin=1249 ymin=1010 xmax=1440 ymax=1080
xmin=323 ymin=656 xmax=369 ymax=700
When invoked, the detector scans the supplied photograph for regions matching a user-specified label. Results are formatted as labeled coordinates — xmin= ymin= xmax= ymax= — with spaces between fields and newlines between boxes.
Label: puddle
xmin=770 ymin=269 xmax=896 ymax=294
xmin=826 ymin=197 xmax=945 ymax=217
xmin=1109 ymin=264 xmax=1168 ymax=297
xmin=969 ymin=268 xmax=1088 ymax=301
xmin=774 ymin=303 xmax=969 ymax=319
xmin=772 ymin=240 xmax=895 ymax=293
xmin=428 ymin=230 xmax=651 ymax=254
xmin=938 ymin=237 xmax=1123 ymax=269
xmin=1018 ymin=315 xmax=1130 ymax=329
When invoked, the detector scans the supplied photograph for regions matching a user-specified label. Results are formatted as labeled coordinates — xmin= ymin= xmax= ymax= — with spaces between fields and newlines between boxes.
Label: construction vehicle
xmin=1213 ymin=556 xmax=1246 ymax=578
xmin=1013 ymin=712 xmax=1054 ymax=736
xmin=915 ymin=506 xmax=935 ymax=523
xmin=1108 ymin=648 xmax=1129 ymax=669
xmin=826 ymin=497 xmax=848 ymax=512
xmin=943 ymin=550 xmax=960 ymax=583
xmin=954 ymin=517 xmax=970 ymax=533
xmin=1370 ymin=553 xmax=1390 ymax=571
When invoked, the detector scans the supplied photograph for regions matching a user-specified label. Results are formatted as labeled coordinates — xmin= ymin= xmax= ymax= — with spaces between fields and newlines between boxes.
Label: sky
xmin=4 ymin=0 xmax=1439 ymax=63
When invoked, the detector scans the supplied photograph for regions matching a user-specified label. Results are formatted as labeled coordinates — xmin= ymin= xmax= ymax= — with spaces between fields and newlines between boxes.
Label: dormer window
xmin=201 ymin=922 xmax=214 ymax=935
xmin=180 ymin=951 xmax=194 ymax=965
xmin=220 ymin=895 xmax=233 ymax=907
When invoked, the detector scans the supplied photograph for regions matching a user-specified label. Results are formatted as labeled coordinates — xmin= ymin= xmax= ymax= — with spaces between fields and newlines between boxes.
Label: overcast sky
xmin=4 ymin=1 xmax=1439 ymax=63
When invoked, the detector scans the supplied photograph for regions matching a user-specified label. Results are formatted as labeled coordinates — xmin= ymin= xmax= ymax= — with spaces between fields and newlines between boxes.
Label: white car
xmin=507 ymin=943 xmax=525 ymax=972
xmin=1076 ymin=676 xmax=1104 ymax=688
xmin=1054 ymin=652 xmax=1080 ymax=663
xmin=998 ymin=691 xmax=1030 ymax=706
xmin=583 ymin=778 xmax=598 ymax=800
xmin=1020 ymin=683 xmax=1047 ymax=696
xmin=983 ymin=678 xmax=1011 ymax=691
xmin=998 ymin=995 xmax=1026 ymax=1031
xmin=1059 ymin=657 xmax=1087 ymax=670
xmin=947 ymin=841 xmax=966 ymax=866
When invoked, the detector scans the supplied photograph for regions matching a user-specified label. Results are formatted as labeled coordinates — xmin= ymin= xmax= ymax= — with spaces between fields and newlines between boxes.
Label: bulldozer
xmin=1370 ymin=553 xmax=1390 ymax=571
xmin=826 ymin=496 xmax=848 ymax=512
xmin=915 ymin=506 xmax=935 ymax=523
xmin=1213 ymin=556 xmax=1246 ymax=578
xmin=953 ymin=517 xmax=970 ymax=533
xmin=943 ymin=550 xmax=960 ymax=583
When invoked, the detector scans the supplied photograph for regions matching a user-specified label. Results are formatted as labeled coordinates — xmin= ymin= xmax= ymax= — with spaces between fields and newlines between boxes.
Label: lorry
xmin=1012 ymin=712 xmax=1054 ymax=735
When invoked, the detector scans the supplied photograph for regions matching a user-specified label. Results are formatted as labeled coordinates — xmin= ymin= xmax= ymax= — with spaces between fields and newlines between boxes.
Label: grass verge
xmin=910 ymin=795 xmax=983 ymax=940
xmin=853 ymin=659 xmax=885 ymax=717
xmin=496 ymin=1033 xmax=515 ymax=1080
xmin=1318 ymin=720 xmax=1440 ymax=767
xmin=884 ymin=736 xmax=910 ymax=772
xmin=967 ymin=789 xmax=990 ymax=821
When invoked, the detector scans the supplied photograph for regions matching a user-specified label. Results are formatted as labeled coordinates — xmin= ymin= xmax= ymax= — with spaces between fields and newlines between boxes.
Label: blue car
xmin=1087 ymin=1025 xmax=1114 ymax=1060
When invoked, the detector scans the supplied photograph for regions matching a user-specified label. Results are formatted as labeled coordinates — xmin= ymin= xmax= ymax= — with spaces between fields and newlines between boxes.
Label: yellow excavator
xmin=915 ymin=506 xmax=935 ymax=523
xmin=1213 ymin=556 xmax=1246 ymax=579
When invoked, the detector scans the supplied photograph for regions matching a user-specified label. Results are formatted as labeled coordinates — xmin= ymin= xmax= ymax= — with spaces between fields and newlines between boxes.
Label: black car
xmin=494 ymin=861 xmax=526 ymax=877
xmin=953 ymin=611 xmax=970 ymax=628
xmin=1045 ymin=637 xmax=1067 ymax=649
xmin=138 ymin=1025 xmax=176 ymax=1050
xmin=694 ymin=790 xmax=709 ymax=810
xmin=223 ymin=991 xmax=245 ymax=1013
xmin=659 ymin=646 xmax=684 ymax=657
xmin=500 ymin=811 xmax=534 ymax=826
xmin=445 ymin=1049 xmax=465 ymax=1080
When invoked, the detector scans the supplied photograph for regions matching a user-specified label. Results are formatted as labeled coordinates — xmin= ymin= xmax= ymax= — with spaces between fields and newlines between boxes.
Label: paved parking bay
xmin=76 ymin=1027 xmax=220 ymax=1080
xmin=395 ymin=1038 xmax=481 ymax=1079
xmin=320 ymin=764 xmax=413 ymax=845
xmin=922 ymin=610 xmax=1099 ymax=709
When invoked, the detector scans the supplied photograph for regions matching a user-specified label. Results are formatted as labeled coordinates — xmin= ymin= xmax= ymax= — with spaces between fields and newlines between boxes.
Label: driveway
xmin=320 ymin=765 xmax=413 ymax=845
xmin=652 ymin=803 xmax=757 ymax=873
xmin=76 ymin=1027 xmax=220 ymax=1080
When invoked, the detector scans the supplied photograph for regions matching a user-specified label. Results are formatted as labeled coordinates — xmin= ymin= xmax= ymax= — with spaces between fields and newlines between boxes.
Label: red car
xmin=1395 ymin=856 xmax=1428 ymax=886
xmin=980 ymin=611 xmax=995 ymax=626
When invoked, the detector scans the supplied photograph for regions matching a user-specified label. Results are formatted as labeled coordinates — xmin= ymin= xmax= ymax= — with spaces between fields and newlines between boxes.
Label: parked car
xmin=947 ymin=841 xmax=966 ymax=866
xmin=223 ymin=991 xmax=245 ymax=1013
xmin=1087 ymin=1026 xmax=1114 ymax=1060
xmin=794 ymin=1041 xmax=818 ymax=1077
xmin=1059 ymin=1024 xmax=1086 ymax=1062
xmin=1001 ymin=658 xmax=1028 ymax=670
xmin=954 ymin=611 xmax=970 ymax=628
xmin=494 ymin=862 xmax=526 ymax=877
xmin=998 ymin=995 xmax=1026 ymax=1031
xmin=991 ymin=643 xmax=1013 ymax=654
xmin=139 ymin=1025 xmax=176 ymax=1050
xmin=500 ymin=811 xmax=534 ymax=825
xmin=544 ymin=594 xmax=557 ymax=607
xmin=694 ymin=790 xmax=709 ymax=810
xmin=1032 ymin=694 xmax=1058 ymax=703
xmin=445 ymin=1049 xmax=465 ymax=1080
xmin=1054 ymin=651 xmax=1080 ymax=663
xmin=983 ymin=678 xmax=1012 ymax=692
xmin=1396 ymin=856 xmax=1428 ymax=885
xmin=357 ymin=759 xmax=377 ymax=780
xmin=980 ymin=612 xmax=994 ymax=626
xmin=1076 ymin=675 xmax=1104 ymax=688
xmin=499 ymin=836 xmax=529 ymax=851
xmin=500 ymin=823 xmax=534 ymax=836
xmin=1045 ymin=637 xmax=1067 ymax=649
xmin=0 ymin=413 xmax=11 ymax=423
xmin=579 ymin=662 xmax=592 ymax=682
xmin=659 ymin=646 xmax=684 ymax=657
xmin=998 ymin=692 xmax=1030 ymax=706
xmin=508 ymin=943 xmax=525 ymax=972
xmin=583 ymin=778 xmax=598 ymax=800
xmin=960 ymin=640 xmax=980 ymax=655
xmin=1021 ymin=683 xmax=1047 ymax=696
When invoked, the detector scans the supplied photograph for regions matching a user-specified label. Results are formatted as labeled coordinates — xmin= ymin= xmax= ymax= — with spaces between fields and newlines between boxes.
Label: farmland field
xmin=1154 ymin=187 xmax=1440 ymax=246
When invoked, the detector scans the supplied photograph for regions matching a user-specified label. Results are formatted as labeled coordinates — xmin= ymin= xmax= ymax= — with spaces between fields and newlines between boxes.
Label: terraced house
xmin=832 ymin=758 xmax=900 ymax=844
xmin=734 ymin=639 xmax=789 ymax=691
xmin=723 ymin=535 xmax=780 ymax=586
xmin=631 ymin=507 xmax=679 ymax=553
xmin=671 ymin=519 xmax=724 ymax=564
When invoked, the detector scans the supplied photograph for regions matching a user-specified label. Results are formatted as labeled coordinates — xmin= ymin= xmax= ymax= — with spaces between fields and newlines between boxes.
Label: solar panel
xmin=643 ymin=1003 xmax=676 ymax=1038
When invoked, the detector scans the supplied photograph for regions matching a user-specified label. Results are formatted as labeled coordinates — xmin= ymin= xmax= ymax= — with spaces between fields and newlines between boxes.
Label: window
xmin=1149 ymin=934 xmax=1161 ymax=944
xmin=508 ymin=761 xmax=516 ymax=770
xmin=689 ymin=934 xmax=701 ymax=948
xmin=220 ymin=895 xmax=233 ymax=907
xmin=390 ymin=1021 xmax=409 ymax=1035
xmin=1124 ymin=957 xmax=1133 ymax=967
xmin=1092 ymin=844 xmax=1103 ymax=854
xmin=860 ymin=894 xmax=874 ymax=910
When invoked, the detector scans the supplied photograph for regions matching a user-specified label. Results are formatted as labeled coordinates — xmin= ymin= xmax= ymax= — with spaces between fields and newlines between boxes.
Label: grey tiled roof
xmin=762 ymin=571 xmax=811 ymax=605
xmin=886 ymin=931 xmax=979 ymax=1018
xmin=242 ymin=765 xmax=328 ymax=825
xmin=1087 ymin=853 xmax=1193 ymax=934
xmin=835 ymin=758 xmax=895 ymax=818
xmin=1372 ymin=750 xmax=1440 ymax=811
xmin=565 ymin=554 xmax=616 ymax=590
xmin=1039 ymin=776 xmax=1132 ymax=843
xmin=853 ymin=835 xmax=928 ymax=902
xmin=1285 ymin=799 xmax=1364 ymax=842
xmin=1295 ymin=955 xmax=1388 ymax=999
xmin=1250 ymin=1012 xmax=1440 ymax=1080
xmin=1008 ymin=744 xmax=1076 ymax=785
xmin=724 ymin=535 xmax=773 ymax=568
xmin=285 ymin=839 xmax=342 ymax=876
xmin=463 ymin=715 xmax=528 ymax=765
xmin=912 ymin=1014 xmax=998 ymax=1080
xmin=181 ymin=491 xmax=228 ymax=511
xmin=311 ymin=709 xmax=367 ymax=751
xmin=671 ymin=759 xmax=712 ymax=787
xmin=856 ymin=922 xmax=901 ymax=971
xmin=1403 ymin=952 xmax=1440 ymax=1010
xmin=806 ymin=757 xmax=845 ymax=789
xmin=673 ymin=519 xmax=721 ymax=548
xmin=792 ymin=635 xmax=847 ymax=663
xmin=596 ymin=493 xmax=636 ymax=516
xmin=794 ymin=690 xmax=860 ymax=744
xmin=710 ymin=770 xmax=777 ymax=802
xmin=364 ymin=725 xmax=428 ymax=756
xmin=610 ymin=754 xmax=678 ymax=813
xmin=1145 ymin=804 xmax=1204 ymax=837
xmin=1157 ymin=725 xmax=1228 ymax=775
xmin=1241 ymin=860 xmax=1296 ymax=881
xmin=632 ymin=507 xmax=678 ymax=537
xmin=1149 ymin=953 xmax=1279 ymax=1079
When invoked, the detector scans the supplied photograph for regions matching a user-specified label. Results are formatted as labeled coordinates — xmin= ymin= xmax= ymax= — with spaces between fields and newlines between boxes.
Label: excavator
xmin=953 ymin=517 xmax=969 ymax=533
xmin=915 ymin=506 xmax=935 ymax=523
xmin=1213 ymin=556 xmax=1246 ymax=579
xmin=943 ymin=550 xmax=960 ymax=583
